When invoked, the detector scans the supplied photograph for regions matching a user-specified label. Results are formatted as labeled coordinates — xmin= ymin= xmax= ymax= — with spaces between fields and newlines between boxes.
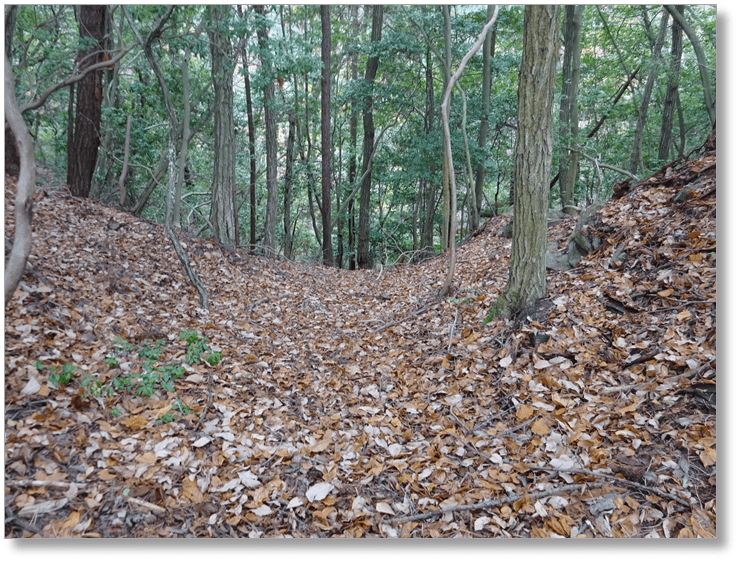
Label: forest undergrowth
xmin=4 ymin=134 xmax=716 ymax=538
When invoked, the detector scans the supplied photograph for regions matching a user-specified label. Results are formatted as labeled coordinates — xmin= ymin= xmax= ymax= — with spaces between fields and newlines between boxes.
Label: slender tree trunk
xmin=472 ymin=5 xmax=496 ymax=231
xmin=283 ymin=109 xmax=296 ymax=259
xmin=421 ymin=44 xmax=436 ymax=257
xmin=347 ymin=5 xmax=359 ymax=270
xmin=208 ymin=5 xmax=237 ymax=249
xmin=663 ymin=4 xmax=715 ymax=128
xmin=659 ymin=5 xmax=684 ymax=160
xmin=357 ymin=5 xmax=383 ymax=270
xmin=558 ymin=5 xmax=584 ymax=213
xmin=127 ymin=5 xmax=209 ymax=310
xmin=439 ymin=7 xmax=500 ymax=297
xmin=118 ymin=114 xmax=132 ymax=207
xmin=630 ymin=8 xmax=668 ymax=176
xmin=237 ymin=6 xmax=258 ymax=253
xmin=320 ymin=5 xmax=333 ymax=266
xmin=498 ymin=5 xmax=559 ymax=318
xmin=255 ymin=4 xmax=279 ymax=256
xmin=4 ymin=55 xmax=37 ymax=303
xmin=440 ymin=5 xmax=452 ymax=252
xmin=67 ymin=5 xmax=106 ymax=198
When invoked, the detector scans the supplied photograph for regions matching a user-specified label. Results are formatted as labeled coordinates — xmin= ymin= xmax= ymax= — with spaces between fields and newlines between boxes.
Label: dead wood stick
xmin=524 ymin=464 xmax=691 ymax=508
xmin=385 ymin=482 xmax=603 ymax=524
xmin=370 ymin=303 xmax=435 ymax=334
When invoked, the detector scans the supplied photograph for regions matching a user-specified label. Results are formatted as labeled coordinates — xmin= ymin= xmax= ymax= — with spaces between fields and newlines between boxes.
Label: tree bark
xmin=630 ymin=8 xmax=668 ymax=176
xmin=67 ymin=5 xmax=106 ymax=198
xmin=659 ymin=5 xmax=684 ymax=160
xmin=208 ymin=5 xmax=238 ymax=249
xmin=472 ymin=5 xmax=496 ymax=231
xmin=4 ymin=55 xmax=37 ymax=304
xmin=283 ymin=109 xmax=296 ymax=259
xmin=498 ymin=5 xmax=560 ymax=318
xmin=237 ymin=5 xmax=258 ymax=254
xmin=439 ymin=7 xmax=500 ymax=297
xmin=663 ymin=5 xmax=715 ymax=128
xmin=118 ymin=114 xmax=132 ymax=207
xmin=255 ymin=4 xmax=279 ymax=256
xmin=320 ymin=5 xmax=333 ymax=267
xmin=357 ymin=5 xmax=383 ymax=270
xmin=557 ymin=5 xmax=584 ymax=213
xmin=127 ymin=5 xmax=209 ymax=310
xmin=347 ymin=5 xmax=359 ymax=270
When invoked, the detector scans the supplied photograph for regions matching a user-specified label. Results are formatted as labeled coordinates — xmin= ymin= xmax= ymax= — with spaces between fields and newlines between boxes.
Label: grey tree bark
xmin=659 ymin=4 xmax=684 ymax=160
xmin=255 ymin=4 xmax=279 ymax=256
xmin=208 ymin=5 xmax=238 ymax=249
xmin=357 ymin=5 xmax=383 ymax=270
xmin=4 ymin=55 xmax=37 ymax=304
xmin=557 ymin=5 xmax=584 ymax=213
xmin=472 ymin=5 xmax=496 ymax=231
xmin=497 ymin=5 xmax=560 ymax=318
xmin=630 ymin=8 xmax=668 ymax=176
xmin=320 ymin=5 xmax=333 ymax=266
xmin=663 ymin=5 xmax=715 ymax=128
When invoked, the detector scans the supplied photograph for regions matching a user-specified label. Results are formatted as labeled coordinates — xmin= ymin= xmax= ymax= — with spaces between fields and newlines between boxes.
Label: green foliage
xmin=34 ymin=331 xmax=216 ymax=421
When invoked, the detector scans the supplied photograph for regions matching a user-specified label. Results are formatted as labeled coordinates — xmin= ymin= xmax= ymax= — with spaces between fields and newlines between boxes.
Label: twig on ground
xmin=524 ymin=464 xmax=691 ymax=508
xmin=385 ymin=482 xmax=604 ymax=524
xmin=370 ymin=302 xmax=436 ymax=334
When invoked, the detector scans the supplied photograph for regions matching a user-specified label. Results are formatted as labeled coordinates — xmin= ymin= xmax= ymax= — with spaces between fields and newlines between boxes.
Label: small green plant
xmin=154 ymin=411 xmax=175 ymax=425
xmin=110 ymin=406 xmax=122 ymax=417
xmin=138 ymin=339 xmax=165 ymax=361
xmin=180 ymin=330 xmax=220 ymax=366
xmin=38 ymin=362 xmax=78 ymax=388
xmin=172 ymin=399 xmax=191 ymax=415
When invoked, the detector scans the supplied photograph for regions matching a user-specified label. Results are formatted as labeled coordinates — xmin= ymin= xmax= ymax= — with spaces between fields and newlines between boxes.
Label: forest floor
xmin=4 ymin=136 xmax=716 ymax=538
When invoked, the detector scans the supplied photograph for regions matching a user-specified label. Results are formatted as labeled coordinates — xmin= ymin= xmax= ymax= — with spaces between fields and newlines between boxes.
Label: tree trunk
xmin=440 ymin=5 xmax=452 ymax=252
xmin=320 ymin=5 xmax=333 ymax=267
xmin=659 ymin=5 xmax=684 ymax=161
xmin=256 ymin=4 xmax=279 ymax=256
xmin=347 ymin=5 xmax=359 ymax=270
xmin=630 ymin=8 xmax=668 ymax=176
xmin=497 ymin=5 xmax=559 ymax=318
xmin=557 ymin=5 xmax=584 ymax=213
xmin=472 ymin=5 xmax=496 ymax=231
xmin=67 ymin=5 xmax=106 ymax=198
xmin=663 ymin=4 xmax=715 ymax=128
xmin=421 ymin=43 xmax=436 ymax=257
xmin=283 ymin=109 xmax=296 ymax=259
xmin=4 ymin=55 xmax=37 ymax=304
xmin=237 ymin=6 xmax=258 ymax=254
xmin=439 ymin=7 xmax=500 ymax=297
xmin=208 ymin=5 xmax=237 ymax=249
xmin=357 ymin=5 xmax=383 ymax=270
xmin=128 ymin=5 xmax=209 ymax=310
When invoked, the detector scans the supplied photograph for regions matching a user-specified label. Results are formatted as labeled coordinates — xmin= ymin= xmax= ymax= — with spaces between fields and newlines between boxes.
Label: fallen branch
xmin=370 ymin=302 xmax=435 ymax=334
xmin=385 ymin=482 xmax=603 ymax=524
xmin=524 ymin=464 xmax=691 ymax=508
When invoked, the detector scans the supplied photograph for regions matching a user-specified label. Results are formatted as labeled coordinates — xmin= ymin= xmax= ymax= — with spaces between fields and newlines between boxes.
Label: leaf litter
xmin=4 ymin=135 xmax=715 ymax=538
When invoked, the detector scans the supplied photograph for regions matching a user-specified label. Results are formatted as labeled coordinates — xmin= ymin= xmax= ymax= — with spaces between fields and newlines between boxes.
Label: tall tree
xmin=663 ymin=5 xmax=715 ymax=128
xmin=659 ymin=4 xmax=684 ymax=160
xmin=472 ymin=5 xmax=497 ymax=231
xmin=237 ymin=5 xmax=258 ymax=253
xmin=4 ymin=55 xmax=37 ymax=303
xmin=496 ymin=5 xmax=560 ymax=318
xmin=67 ymin=5 xmax=106 ymax=198
xmin=255 ymin=4 xmax=279 ymax=256
xmin=630 ymin=7 xmax=668 ymax=176
xmin=357 ymin=5 xmax=383 ymax=270
xmin=347 ymin=4 xmax=360 ymax=270
xmin=557 ymin=5 xmax=584 ymax=213
xmin=208 ymin=5 xmax=238 ymax=248
xmin=320 ymin=5 xmax=333 ymax=266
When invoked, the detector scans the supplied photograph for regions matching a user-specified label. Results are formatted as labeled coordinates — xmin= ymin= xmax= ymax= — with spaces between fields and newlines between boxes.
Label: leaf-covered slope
xmin=4 ymin=140 xmax=715 ymax=538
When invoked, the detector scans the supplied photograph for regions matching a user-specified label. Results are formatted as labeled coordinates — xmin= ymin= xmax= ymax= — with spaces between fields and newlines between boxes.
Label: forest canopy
xmin=5 ymin=4 xmax=716 ymax=267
